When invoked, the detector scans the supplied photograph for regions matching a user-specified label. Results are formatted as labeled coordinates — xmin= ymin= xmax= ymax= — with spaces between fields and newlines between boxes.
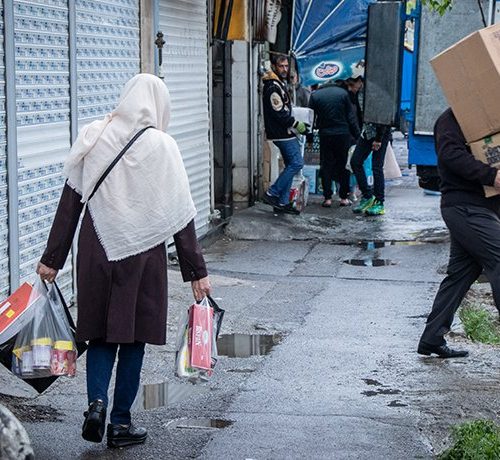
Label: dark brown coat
xmin=41 ymin=183 xmax=207 ymax=345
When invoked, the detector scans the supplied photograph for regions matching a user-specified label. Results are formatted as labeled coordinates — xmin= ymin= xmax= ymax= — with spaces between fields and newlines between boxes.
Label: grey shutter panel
xmin=159 ymin=0 xmax=211 ymax=237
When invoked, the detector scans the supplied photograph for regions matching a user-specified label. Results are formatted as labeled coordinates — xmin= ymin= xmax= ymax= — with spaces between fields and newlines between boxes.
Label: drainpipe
xmin=222 ymin=40 xmax=233 ymax=219
xmin=4 ymin=0 xmax=20 ymax=293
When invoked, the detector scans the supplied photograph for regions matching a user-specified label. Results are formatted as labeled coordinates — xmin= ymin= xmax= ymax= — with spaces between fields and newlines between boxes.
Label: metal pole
xmin=488 ymin=0 xmax=496 ymax=24
xmin=153 ymin=0 xmax=159 ymax=74
xmin=68 ymin=1 xmax=78 ymax=144
xmin=68 ymin=0 xmax=78 ymax=298
xmin=4 ymin=0 xmax=20 ymax=292
xmin=222 ymin=41 xmax=233 ymax=219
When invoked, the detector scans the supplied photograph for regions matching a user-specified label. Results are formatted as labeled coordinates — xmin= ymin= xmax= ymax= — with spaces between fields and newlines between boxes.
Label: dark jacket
xmin=361 ymin=123 xmax=391 ymax=143
xmin=41 ymin=183 xmax=207 ymax=344
xmin=308 ymin=83 xmax=360 ymax=139
xmin=262 ymin=71 xmax=295 ymax=141
xmin=435 ymin=108 xmax=500 ymax=213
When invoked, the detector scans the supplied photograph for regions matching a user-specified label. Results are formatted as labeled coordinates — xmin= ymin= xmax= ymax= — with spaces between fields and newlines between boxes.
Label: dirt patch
xmin=0 ymin=395 xmax=63 ymax=423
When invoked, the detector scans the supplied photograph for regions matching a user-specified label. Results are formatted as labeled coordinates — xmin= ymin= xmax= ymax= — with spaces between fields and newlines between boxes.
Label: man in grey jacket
xmin=308 ymin=80 xmax=360 ymax=207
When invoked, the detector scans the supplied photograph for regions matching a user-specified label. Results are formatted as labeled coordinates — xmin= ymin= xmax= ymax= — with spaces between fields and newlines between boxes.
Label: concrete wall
xmin=232 ymin=40 xmax=250 ymax=203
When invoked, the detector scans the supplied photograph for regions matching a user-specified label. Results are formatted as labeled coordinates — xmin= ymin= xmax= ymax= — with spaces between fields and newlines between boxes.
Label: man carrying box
xmin=417 ymin=108 xmax=500 ymax=358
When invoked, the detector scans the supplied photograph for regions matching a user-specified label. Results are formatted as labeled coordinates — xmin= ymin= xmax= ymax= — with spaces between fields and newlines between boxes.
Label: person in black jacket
xmin=308 ymin=80 xmax=361 ymax=207
xmin=418 ymin=108 xmax=500 ymax=358
xmin=261 ymin=55 xmax=309 ymax=215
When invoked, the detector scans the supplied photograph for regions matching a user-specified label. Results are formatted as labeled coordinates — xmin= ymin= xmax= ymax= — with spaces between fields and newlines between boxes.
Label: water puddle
xmin=388 ymin=400 xmax=408 ymax=407
xmin=412 ymin=228 xmax=449 ymax=243
xmin=343 ymin=259 xmax=397 ymax=267
xmin=133 ymin=381 xmax=210 ymax=411
xmin=358 ymin=240 xmax=424 ymax=250
xmin=167 ymin=418 xmax=233 ymax=430
xmin=217 ymin=333 xmax=283 ymax=358
xmin=362 ymin=378 xmax=383 ymax=386
xmin=362 ymin=388 xmax=401 ymax=397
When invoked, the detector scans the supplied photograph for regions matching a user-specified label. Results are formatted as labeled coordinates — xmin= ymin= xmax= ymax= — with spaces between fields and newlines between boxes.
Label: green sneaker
xmin=352 ymin=196 xmax=375 ymax=214
xmin=365 ymin=200 xmax=385 ymax=216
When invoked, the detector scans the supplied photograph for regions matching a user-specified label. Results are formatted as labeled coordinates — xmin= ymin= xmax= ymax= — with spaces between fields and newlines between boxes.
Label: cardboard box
xmin=431 ymin=23 xmax=500 ymax=142
xmin=302 ymin=165 xmax=319 ymax=194
xmin=469 ymin=133 xmax=500 ymax=197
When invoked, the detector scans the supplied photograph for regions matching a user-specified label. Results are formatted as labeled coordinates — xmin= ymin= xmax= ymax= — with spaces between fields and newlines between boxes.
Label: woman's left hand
xmin=191 ymin=276 xmax=212 ymax=301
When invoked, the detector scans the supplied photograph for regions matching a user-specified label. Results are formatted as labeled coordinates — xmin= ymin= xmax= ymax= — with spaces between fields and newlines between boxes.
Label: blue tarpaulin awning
xmin=292 ymin=0 xmax=376 ymax=86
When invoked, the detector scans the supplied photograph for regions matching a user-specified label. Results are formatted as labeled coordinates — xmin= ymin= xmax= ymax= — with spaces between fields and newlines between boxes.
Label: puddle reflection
xmin=343 ymin=259 xmax=397 ymax=267
xmin=217 ymin=333 xmax=283 ymax=358
xmin=133 ymin=381 xmax=210 ymax=411
xmin=168 ymin=418 xmax=233 ymax=430
xmin=359 ymin=240 xmax=424 ymax=250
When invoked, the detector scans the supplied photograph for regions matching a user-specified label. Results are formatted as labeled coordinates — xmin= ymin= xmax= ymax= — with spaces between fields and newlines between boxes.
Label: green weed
xmin=439 ymin=420 xmax=500 ymax=460
xmin=458 ymin=304 xmax=500 ymax=345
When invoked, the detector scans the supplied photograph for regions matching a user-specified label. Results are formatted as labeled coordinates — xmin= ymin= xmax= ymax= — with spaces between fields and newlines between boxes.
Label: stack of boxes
xmin=431 ymin=23 xmax=500 ymax=197
xmin=303 ymin=131 xmax=323 ymax=195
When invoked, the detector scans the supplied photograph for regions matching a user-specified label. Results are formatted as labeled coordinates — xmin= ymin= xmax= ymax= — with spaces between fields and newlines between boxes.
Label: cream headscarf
xmin=63 ymin=73 xmax=196 ymax=261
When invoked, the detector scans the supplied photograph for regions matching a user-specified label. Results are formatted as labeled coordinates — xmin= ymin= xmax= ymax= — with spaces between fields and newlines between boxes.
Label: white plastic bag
xmin=175 ymin=296 xmax=224 ymax=383
xmin=383 ymin=142 xmax=402 ymax=179
xmin=12 ymin=279 xmax=77 ymax=379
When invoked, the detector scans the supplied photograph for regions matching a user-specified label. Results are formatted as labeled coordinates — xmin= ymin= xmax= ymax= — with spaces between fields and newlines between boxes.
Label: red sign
xmin=189 ymin=303 xmax=213 ymax=370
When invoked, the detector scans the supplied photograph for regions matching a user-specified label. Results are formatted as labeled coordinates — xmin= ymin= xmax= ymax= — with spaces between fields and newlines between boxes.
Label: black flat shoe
xmin=417 ymin=342 xmax=469 ymax=358
xmin=107 ymin=423 xmax=147 ymax=448
xmin=82 ymin=400 xmax=107 ymax=443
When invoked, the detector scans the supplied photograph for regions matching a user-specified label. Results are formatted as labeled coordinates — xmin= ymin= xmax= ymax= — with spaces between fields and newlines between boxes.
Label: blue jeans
xmin=268 ymin=138 xmax=304 ymax=206
xmin=86 ymin=340 xmax=145 ymax=425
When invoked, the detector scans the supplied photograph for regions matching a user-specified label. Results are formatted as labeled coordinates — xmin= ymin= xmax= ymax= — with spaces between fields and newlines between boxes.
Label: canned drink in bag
xmin=51 ymin=341 xmax=75 ymax=376
xmin=21 ymin=348 xmax=34 ymax=376
xmin=32 ymin=337 xmax=53 ymax=369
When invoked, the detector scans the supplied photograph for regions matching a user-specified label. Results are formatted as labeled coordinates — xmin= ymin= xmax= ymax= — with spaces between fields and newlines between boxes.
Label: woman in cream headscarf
xmin=37 ymin=74 xmax=211 ymax=448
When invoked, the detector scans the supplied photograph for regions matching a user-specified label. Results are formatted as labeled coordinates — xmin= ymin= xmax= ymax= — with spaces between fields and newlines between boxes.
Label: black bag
xmin=0 ymin=282 xmax=87 ymax=393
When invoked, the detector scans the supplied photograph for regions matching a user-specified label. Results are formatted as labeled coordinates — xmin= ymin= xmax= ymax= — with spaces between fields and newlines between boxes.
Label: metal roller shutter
xmin=14 ymin=0 xmax=73 ymax=298
xmin=0 ymin=5 xmax=8 ymax=299
xmin=76 ymin=0 xmax=140 ymax=124
xmin=158 ymin=0 xmax=211 ymax=237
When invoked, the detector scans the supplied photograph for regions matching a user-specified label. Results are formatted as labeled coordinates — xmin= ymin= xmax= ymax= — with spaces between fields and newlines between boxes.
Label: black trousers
xmin=319 ymin=134 xmax=352 ymax=200
xmin=420 ymin=205 xmax=500 ymax=346
xmin=351 ymin=133 xmax=390 ymax=203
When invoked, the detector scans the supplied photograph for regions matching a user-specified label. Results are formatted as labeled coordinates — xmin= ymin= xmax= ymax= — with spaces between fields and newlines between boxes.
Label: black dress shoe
xmin=262 ymin=193 xmax=280 ymax=207
xmin=82 ymin=399 xmax=107 ymax=443
xmin=107 ymin=423 xmax=147 ymax=448
xmin=417 ymin=342 xmax=469 ymax=358
xmin=275 ymin=203 xmax=300 ymax=215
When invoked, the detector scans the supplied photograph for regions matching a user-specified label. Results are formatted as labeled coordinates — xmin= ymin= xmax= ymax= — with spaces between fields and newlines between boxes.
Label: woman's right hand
xmin=36 ymin=262 xmax=58 ymax=283
xmin=191 ymin=276 xmax=212 ymax=301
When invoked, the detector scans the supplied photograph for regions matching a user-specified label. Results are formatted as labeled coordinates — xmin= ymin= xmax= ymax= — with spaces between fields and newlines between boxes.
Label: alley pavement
xmin=1 ymin=138 xmax=499 ymax=459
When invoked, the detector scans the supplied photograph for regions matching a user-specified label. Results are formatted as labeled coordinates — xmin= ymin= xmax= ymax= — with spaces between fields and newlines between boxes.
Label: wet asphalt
xmin=1 ymin=136 xmax=499 ymax=459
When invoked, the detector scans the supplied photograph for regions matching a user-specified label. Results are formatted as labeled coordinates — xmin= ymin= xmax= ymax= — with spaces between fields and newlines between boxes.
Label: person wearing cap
xmin=308 ymin=77 xmax=361 ymax=207
xmin=261 ymin=55 xmax=309 ymax=215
